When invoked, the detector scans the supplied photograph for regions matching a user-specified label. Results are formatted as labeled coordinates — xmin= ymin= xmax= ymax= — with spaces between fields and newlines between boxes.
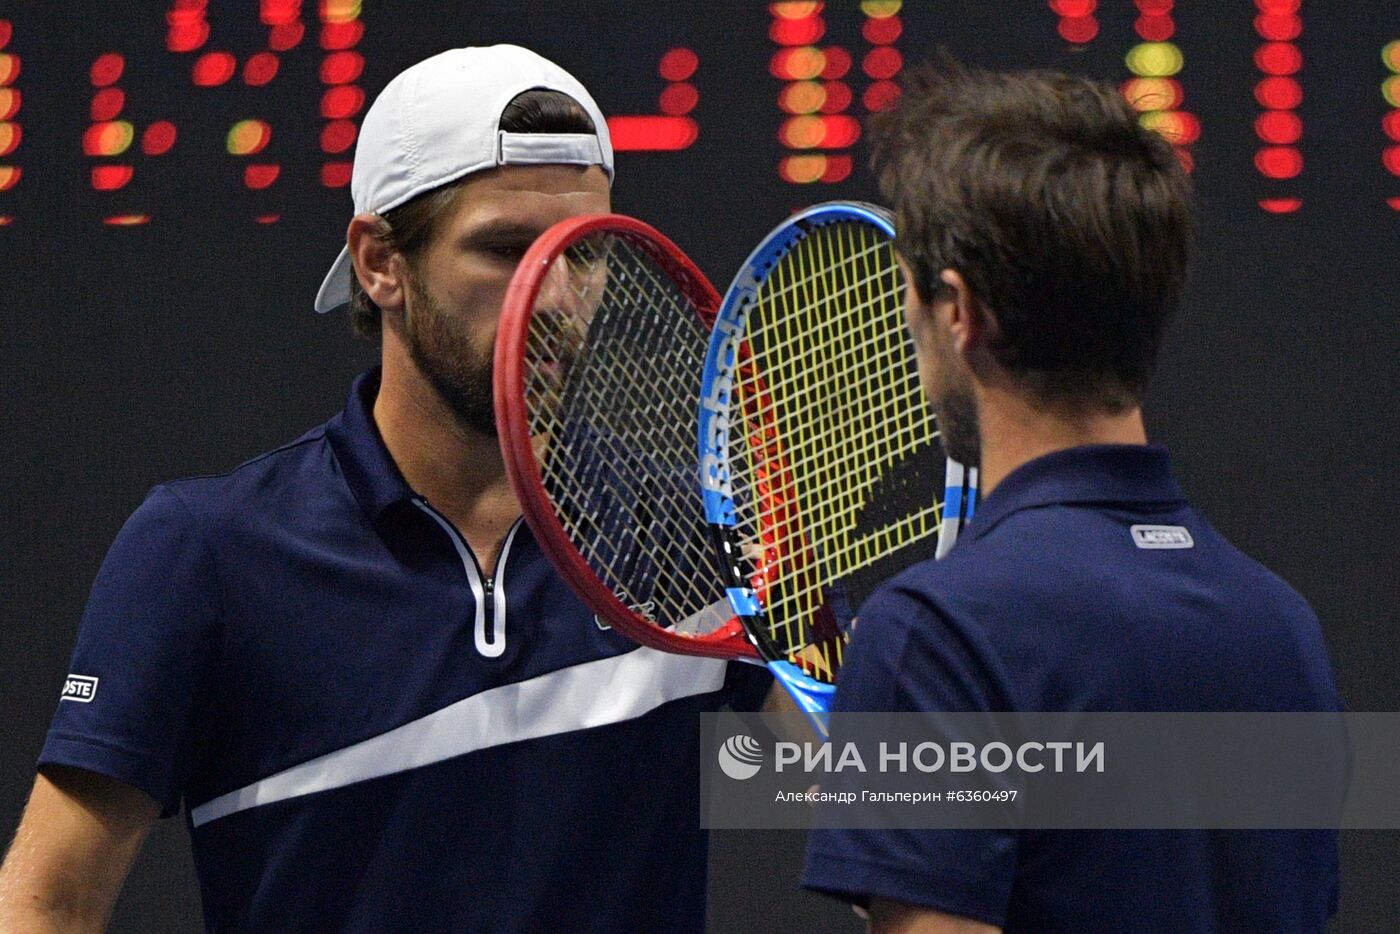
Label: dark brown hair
xmin=870 ymin=55 xmax=1194 ymax=409
xmin=348 ymin=89 xmax=598 ymax=338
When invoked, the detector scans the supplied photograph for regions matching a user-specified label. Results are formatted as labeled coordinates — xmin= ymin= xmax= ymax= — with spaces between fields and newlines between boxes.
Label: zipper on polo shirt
xmin=412 ymin=499 xmax=521 ymax=659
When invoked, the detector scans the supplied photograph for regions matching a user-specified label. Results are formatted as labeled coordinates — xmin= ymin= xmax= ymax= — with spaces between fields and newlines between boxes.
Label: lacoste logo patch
xmin=1130 ymin=524 xmax=1194 ymax=549
xmin=60 ymin=674 xmax=99 ymax=703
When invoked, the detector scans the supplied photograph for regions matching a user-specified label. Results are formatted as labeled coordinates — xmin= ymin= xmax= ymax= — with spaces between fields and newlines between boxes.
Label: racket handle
xmin=769 ymin=660 xmax=835 ymax=739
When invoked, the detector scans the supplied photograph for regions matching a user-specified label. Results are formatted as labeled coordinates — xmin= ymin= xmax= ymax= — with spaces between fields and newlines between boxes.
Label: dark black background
xmin=1 ymin=3 xmax=1396 ymax=931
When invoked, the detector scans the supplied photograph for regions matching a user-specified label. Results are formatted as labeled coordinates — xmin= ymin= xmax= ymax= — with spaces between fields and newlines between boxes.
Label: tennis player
xmin=802 ymin=60 xmax=1341 ymax=932
xmin=0 ymin=46 xmax=768 ymax=931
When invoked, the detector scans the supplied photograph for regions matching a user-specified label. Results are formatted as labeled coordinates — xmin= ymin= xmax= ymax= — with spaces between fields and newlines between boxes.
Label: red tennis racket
xmin=494 ymin=214 xmax=759 ymax=661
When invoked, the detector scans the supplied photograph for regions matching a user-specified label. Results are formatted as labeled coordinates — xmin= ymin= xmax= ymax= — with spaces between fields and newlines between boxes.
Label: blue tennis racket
xmin=698 ymin=202 xmax=977 ymax=735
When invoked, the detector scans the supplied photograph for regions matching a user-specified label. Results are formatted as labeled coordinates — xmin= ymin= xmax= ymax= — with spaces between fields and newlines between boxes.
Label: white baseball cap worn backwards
xmin=314 ymin=44 xmax=615 ymax=313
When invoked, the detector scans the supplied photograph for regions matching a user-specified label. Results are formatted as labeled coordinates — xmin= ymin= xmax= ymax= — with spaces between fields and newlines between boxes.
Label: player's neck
xmin=974 ymin=385 xmax=1148 ymax=498
xmin=374 ymin=341 xmax=520 ymax=571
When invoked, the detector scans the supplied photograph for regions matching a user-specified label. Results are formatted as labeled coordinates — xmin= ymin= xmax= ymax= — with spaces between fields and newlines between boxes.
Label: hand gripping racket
xmin=496 ymin=214 xmax=759 ymax=661
xmin=698 ymin=202 xmax=978 ymax=733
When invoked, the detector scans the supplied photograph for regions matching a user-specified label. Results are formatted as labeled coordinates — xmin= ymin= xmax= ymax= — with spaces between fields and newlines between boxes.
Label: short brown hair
xmin=870 ymin=55 xmax=1194 ymax=409
xmin=348 ymin=89 xmax=599 ymax=338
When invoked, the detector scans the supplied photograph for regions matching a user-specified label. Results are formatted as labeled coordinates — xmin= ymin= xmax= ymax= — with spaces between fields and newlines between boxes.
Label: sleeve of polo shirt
xmin=38 ymin=484 xmax=222 ymax=817
xmin=801 ymin=584 xmax=1018 ymax=928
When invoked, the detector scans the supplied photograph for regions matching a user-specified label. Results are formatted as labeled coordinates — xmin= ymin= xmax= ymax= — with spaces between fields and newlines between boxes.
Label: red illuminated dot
xmin=606 ymin=115 xmax=699 ymax=151
xmin=1383 ymin=111 xmax=1400 ymax=143
xmin=820 ymin=153 xmax=852 ymax=183
xmin=1258 ymin=197 xmax=1302 ymax=213
xmin=260 ymin=0 xmax=299 ymax=26
xmin=1384 ymin=145 xmax=1400 ymax=176
xmin=1050 ymin=0 xmax=1097 ymax=15
xmin=1254 ymin=42 xmax=1302 ymax=75
xmin=321 ymin=85 xmax=366 ymax=119
xmin=244 ymin=163 xmax=281 ymax=189
xmin=244 ymin=52 xmax=279 ymax=86
xmin=321 ymin=51 xmax=364 ymax=85
xmin=819 ymin=81 xmax=852 ymax=114
xmin=862 ymin=46 xmax=903 ymax=80
xmin=861 ymin=15 xmax=902 ymax=45
xmin=820 ymin=46 xmax=851 ymax=80
xmin=193 ymin=52 xmax=236 ymax=87
xmin=269 ymin=22 xmax=305 ymax=51
xmin=659 ymin=82 xmax=699 ymax=116
xmin=91 ymin=53 xmax=124 ymax=87
xmin=1135 ymin=14 xmax=1174 ymax=42
xmin=321 ymin=20 xmax=364 ymax=50
xmin=864 ymin=80 xmax=901 ymax=113
xmin=770 ymin=16 xmax=826 ymax=46
xmin=91 ymin=165 xmax=134 ymax=190
xmin=658 ymin=48 xmax=699 ymax=82
xmin=320 ymin=119 xmax=358 ymax=154
xmin=1254 ymin=0 xmax=1300 ymax=12
xmin=103 ymin=214 xmax=151 ymax=226
xmin=0 ymin=217 xmax=11 ymax=225
xmin=1254 ymin=13 xmax=1301 ymax=41
xmin=255 ymin=214 xmax=281 ymax=224
xmin=167 ymin=21 xmax=210 ymax=53
xmin=1255 ymin=146 xmax=1302 ymax=179
xmin=1135 ymin=0 xmax=1173 ymax=13
xmin=0 ymin=20 xmax=11 ymax=50
xmin=1058 ymin=15 xmax=1099 ymax=44
xmin=321 ymin=161 xmax=353 ymax=187
xmin=1254 ymin=76 xmax=1302 ymax=110
xmin=91 ymin=88 xmax=125 ymax=122
xmin=1254 ymin=110 xmax=1302 ymax=144
xmin=1388 ymin=197 xmax=1400 ymax=212
xmin=142 ymin=121 xmax=178 ymax=156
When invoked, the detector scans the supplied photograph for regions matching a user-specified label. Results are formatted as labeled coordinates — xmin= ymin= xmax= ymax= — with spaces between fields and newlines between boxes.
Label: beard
xmin=927 ymin=332 xmax=981 ymax=469
xmin=402 ymin=273 xmax=498 ymax=437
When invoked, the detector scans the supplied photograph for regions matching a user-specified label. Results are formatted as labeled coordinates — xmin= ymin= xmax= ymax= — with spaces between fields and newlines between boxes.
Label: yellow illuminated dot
xmin=92 ymin=121 xmax=135 ymax=156
xmin=860 ymin=0 xmax=903 ymax=18
xmin=321 ymin=0 xmax=361 ymax=24
xmin=1385 ymin=40 xmax=1400 ymax=75
xmin=1384 ymin=75 xmax=1400 ymax=108
xmin=227 ymin=119 xmax=271 ymax=156
xmin=1126 ymin=42 xmax=1184 ymax=78
xmin=780 ymin=81 xmax=827 ymax=114
xmin=781 ymin=115 xmax=827 ymax=148
xmin=783 ymin=46 xmax=826 ymax=81
xmin=780 ymin=154 xmax=827 ymax=183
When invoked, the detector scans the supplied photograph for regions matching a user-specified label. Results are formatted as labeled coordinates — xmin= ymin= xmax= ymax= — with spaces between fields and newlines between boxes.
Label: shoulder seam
xmin=161 ymin=427 xmax=330 ymax=487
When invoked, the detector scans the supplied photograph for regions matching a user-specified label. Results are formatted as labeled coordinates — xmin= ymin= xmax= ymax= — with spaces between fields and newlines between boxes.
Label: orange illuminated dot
xmin=1384 ymin=145 xmax=1400 ymax=176
xmin=779 ymin=82 xmax=827 ymax=115
xmin=1059 ymin=16 xmax=1099 ymax=44
xmin=1254 ymin=42 xmax=1302 ymax=75
xmin=0 ymin=20 xmax=11 ymax=49
xmin=0 ymin=54 xmax=16 ymax=87
xmin=83 ymin=121 xmax=135 ymax=157
xmin=255 ymin=214 xmax=281 ymax=224
xmin=862 ymin=15 xmax=901 ymax=44
xmin=771 ymin=2 xmax=823 ymax=19
xmin=90 ymin=53 xmax=123 ymax=87
xmin=0 ymin=88 xmax=18 ymax=120
xmin=820 ymin=46 xmax=851 ymax=80
xmin=770 ymin=16 xmax=825 ymax=46
xmin=103 ymin=215 xmax=151 ymax=226
xmin=1135 ymin=13 xmax=1174 ymax=42
xmin=321 ymin=20 xmax=365 ymax=50
xmin=321 ymin=51 xmax=364 ymax=85
xmin=1122 ymin=77 xmax=1183 ymax=111
xmin=1051 ymin=0 xmax=1097 ymax=15
xmin=0 ymin=166 xmax=19 ymax=190
xmin=781 ymin=115 xmax=824 ymax=148
xmin=1254 ymin=76 xmax=1302 ymax=110
xmin=659 ymin=82 xmax=699 ymax=116
xmin=244 ymin=164 xmax=281 ymax=189
xmin=863 ymin=80 xmax=901 ymax=112
xmin=167 ymin=21 xmax=210 ymax=53
xmin=0 ymin=217 xmax=11 ymax=225
xmin=820 ymin=153 xmax=852 ymax=183
xmin=142 ymin=121 xmax=178 ymax=156
xmin=193 ymin=52 xmax=236 ymax=87
xmin=779 ymin=154 xmax=827 ymax=184
xmin=862 ymin=46 xmax=902 ymax=80
xmin=1141 ymin=111 xmax=1200 ymax=144
xmin=1254 ymin=13 xmax=1301 ymax=41
xmin=1258 ymin=198 xmax=1302 ymax=213
xmin=269 ymin=23 xmax=305 ymax=51
xmin=227 ymin=120 xmax=272 ymax=156
xmin=91 ymin=165 xmax=134 ymax=191
xmin=321 ymin=0 xmax=362 ymax=24
xmin=320 ymin=119 xmax=358 ymax=153
xmin=321 ymin=162 xmax=353 ymax=187
xmin=770 ymin=47 xmax=826 ymax=81
xmin=321 ymin=85 xmax=365 ymax=119
xmin=659 ymin=47 xmax=699 ymax=82
xmin=91 ymin=87 xmax=125 ymax=122
xmin=1255 ymin=110 xmax=1302 ymax=144
xmin=0 ymin=122 xmax=19 ymax=157
xmin=1383 ymin=111 xmax=1400 ymax=143
xmin=606 ymin=116 xmax=699 ymax=151
xmin=1255 ymin=146 xmax=1302 ymax=178
xmin=819 ymin=81 xmax=852 ymax=114
xmin=244 ymin=52 xmax=279 ymax=86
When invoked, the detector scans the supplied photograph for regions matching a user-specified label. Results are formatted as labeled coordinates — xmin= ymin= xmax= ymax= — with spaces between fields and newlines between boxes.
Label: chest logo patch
xmin=60 ymin=674 xmax=99 ymax=703
xmin=1131 ymin=524 xmax=1194 ymax=549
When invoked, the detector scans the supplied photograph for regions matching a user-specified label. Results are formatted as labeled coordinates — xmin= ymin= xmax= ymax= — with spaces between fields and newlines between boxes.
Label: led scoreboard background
xmin=2 ymin=4 xmax=1399 ymax=932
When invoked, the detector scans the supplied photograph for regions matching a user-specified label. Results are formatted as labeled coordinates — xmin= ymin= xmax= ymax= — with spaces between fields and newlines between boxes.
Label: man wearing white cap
xmin=0 ymin=46 xmax=769 ymax=931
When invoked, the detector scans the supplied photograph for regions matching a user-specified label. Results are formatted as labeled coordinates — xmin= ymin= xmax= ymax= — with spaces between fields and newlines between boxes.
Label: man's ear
xmin=938 ymin=269 xmax=989 ymax=357
xmin=347 ymin=214 xmax=405 ymax=315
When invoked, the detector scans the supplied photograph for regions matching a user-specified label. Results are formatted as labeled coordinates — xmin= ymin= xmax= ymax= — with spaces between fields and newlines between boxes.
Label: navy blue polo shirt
xmin=803 ymin=445 xmax=1340 ymax=932
xmin=41 ymin=369 xmax=769 ymax=932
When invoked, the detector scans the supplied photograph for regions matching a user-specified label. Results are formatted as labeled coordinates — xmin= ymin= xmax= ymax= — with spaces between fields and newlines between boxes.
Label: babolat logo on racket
xmin=1130 ymin=525 xmax=1194 ymax=549
xmin=60 ymin=674 xmax=99 ymax=703
xmin=717 ymin=734 xmax=765 ymax=781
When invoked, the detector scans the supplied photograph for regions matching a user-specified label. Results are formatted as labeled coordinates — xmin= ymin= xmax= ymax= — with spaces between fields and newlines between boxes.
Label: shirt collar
xmin=326 ymin=368 xmax=419 ymax=525
xmin=966 ymin=444 xmax=1185 ymax=541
